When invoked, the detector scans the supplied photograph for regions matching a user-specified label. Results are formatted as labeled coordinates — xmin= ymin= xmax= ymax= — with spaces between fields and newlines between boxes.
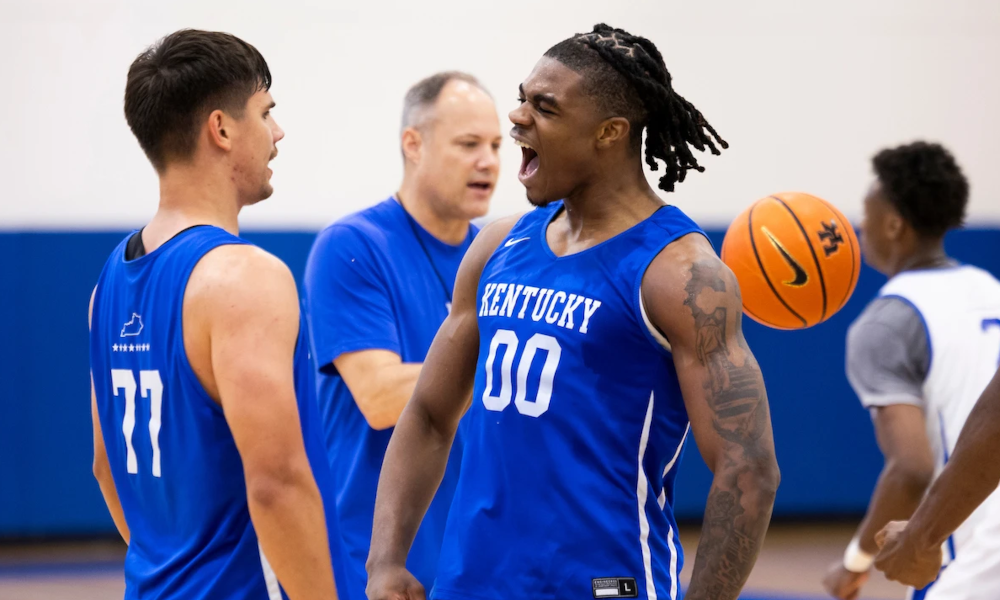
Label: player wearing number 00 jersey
xmin=88 ymin=30 xmax=338 ymax=600
xmin=367 ymin=25 xmax=780 ymax=600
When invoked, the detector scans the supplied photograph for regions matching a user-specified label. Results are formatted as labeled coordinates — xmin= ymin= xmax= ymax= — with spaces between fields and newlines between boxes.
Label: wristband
xmin=843 ymin=537 xmax=874 ymax=573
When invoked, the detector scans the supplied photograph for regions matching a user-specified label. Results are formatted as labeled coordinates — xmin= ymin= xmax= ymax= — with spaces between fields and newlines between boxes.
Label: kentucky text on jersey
xmin=434 ymin=202 xmax=706 ymax=600
xmin=478 ymin=282 xmax=602 ymax=333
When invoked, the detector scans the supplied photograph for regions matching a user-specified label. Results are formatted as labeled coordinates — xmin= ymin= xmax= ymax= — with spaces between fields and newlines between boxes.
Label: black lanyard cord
xmin=401 ymin=206 xmax=454 ymax=304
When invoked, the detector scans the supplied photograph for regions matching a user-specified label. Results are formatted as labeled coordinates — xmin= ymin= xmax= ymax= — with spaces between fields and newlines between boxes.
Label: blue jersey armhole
xmin=91 ymin=235 xmax=133 ymax=332
xmin=631 ymin=226 xmax=708 ymax=357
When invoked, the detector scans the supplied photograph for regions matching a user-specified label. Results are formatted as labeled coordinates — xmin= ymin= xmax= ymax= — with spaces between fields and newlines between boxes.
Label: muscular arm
xmin=875 ymin=367 xmax=1000 ymax=586
xmin=907 ymin=367 xmax=1000 ymax=547
xmin=334 ymin=350 xmax=422 ymax=430
xmin=188 ymin=246 xmax=335 ymax=600
xmin=822 ymin=405 xmax=935 ymax=599
xmin=821 ymin=299 xmax=935 ymax=598
xmin=89 ymin=288 xmax=130 ymax=543
xmin=366 ymin=217 xmax=518 ymax=599
xmin=855 ymin=405 xmax=934 ymax=554
xmin=644 ymin=236 xmax=780 ymax=600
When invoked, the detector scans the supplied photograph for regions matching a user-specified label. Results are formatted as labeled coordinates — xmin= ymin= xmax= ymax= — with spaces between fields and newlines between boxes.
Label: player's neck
xmin=146 ymin=168 xmax=241 ymax=251
xmin=560 ymin=172 xmax=662 ymax=237
xmin=395 ymin=186 xmax=469 ymax=246
xmin=890 ymin=241 xmax=950 ymax=277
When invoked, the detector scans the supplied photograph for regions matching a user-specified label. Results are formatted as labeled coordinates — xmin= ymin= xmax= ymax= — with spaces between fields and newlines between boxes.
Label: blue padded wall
xmin=1 ymin=228 xmax=997 ymax=536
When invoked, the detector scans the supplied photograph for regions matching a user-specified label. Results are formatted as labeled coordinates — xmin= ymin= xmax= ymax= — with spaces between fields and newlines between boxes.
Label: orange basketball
xmin=721 ymin=192 xmax=861 ymax=330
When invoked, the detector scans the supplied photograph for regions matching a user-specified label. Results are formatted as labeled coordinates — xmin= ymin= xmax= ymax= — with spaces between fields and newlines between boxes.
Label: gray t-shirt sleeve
xmin=846 ymin=296 xmax=930 ymax=409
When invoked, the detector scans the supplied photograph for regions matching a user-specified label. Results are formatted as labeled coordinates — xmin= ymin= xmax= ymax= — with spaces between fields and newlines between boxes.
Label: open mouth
xmin=468 ymin=182 xmax=492 ymax=192
xmin=516 ymin=139 xmax=539 ymax=180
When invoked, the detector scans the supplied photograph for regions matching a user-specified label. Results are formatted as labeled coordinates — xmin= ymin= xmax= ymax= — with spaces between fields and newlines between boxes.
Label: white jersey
xmin=879 ymin=265 xmax=1000 ymax=600
xmin=879 ymin=265 xmax=1000 ymax=551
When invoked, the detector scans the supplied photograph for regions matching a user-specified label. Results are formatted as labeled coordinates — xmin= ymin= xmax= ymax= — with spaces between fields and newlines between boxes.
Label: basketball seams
xmin=726 ymin=193 xmax=859 ymax=330
xmin=748 ymin=200 xmax=808 ymax=327
xmin=812 ymin=195 xmax=859 ymax=312
xmin=771 ymin=195 xmax=829 ymax=322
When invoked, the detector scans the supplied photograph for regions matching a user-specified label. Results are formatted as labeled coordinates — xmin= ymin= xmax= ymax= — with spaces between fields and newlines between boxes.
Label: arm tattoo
xmin=682 ymin=262 xmax=770 ymax=452
xmin=682 ymin=259 xmax=776 ymax=600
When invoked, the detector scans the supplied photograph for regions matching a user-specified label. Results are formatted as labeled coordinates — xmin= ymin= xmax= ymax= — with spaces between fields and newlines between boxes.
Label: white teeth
xmin=514 ymin=139 xmax=534 ymax=151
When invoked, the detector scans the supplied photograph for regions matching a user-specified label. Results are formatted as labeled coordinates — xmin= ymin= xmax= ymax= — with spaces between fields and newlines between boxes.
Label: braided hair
xmin=544 ymin=24 xmax=727 ymax=192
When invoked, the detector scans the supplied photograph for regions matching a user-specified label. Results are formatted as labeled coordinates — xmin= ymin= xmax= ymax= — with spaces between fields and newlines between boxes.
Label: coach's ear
xmin=401 ymin=127 xmax=423 ymax=165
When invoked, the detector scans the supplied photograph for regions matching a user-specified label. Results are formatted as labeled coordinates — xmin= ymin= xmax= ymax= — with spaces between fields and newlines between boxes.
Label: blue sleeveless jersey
xmin=434 ymin=202 xmax=702 ymax=600
xmin=89 ymin=226 xmax=339 ymax=600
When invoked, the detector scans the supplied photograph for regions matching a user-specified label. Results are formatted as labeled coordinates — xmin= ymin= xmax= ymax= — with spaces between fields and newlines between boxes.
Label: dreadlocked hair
xmin=544 ymin=23 xmax=728 ymax=192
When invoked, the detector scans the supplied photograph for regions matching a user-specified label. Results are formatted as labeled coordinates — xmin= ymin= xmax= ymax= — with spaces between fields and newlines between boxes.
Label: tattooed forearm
xmin=682 ymin=259 xmax=778 ymax=600
xmin=687 ymin=482 xmax=773 ymax=600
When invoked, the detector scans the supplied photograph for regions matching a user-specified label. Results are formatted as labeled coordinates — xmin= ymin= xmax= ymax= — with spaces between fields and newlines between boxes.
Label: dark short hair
xmin=401 ymin=71 xmax=488 ymax=132
xmin=872 ymin=141 xmax=969 ymax=238
xmin=124 ymin=29 xmax=272 ymax=172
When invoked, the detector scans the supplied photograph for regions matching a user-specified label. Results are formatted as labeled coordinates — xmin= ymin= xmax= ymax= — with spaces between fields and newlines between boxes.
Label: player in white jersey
xmin=822 ymin=141 xmax=1000 ymax=600
xmin=875 ymin=367 xmax=1000 ymax=589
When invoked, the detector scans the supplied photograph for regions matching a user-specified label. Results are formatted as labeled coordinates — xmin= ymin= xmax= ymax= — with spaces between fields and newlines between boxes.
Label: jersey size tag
xmin=592 ymin=578 xmax=638 ymax=598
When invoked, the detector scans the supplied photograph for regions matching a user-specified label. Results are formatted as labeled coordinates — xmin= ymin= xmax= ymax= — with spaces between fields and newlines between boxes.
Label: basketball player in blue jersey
xmin=822 ymin=142 xmax=1000 ymax=600
xmin=88 ymin=30 xmax=337 ymax=599
xmin=367 ymin=24 xmax=780 ymax=600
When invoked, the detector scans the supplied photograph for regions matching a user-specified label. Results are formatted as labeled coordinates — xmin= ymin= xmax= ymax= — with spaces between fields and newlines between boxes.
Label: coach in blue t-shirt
xmin=304 ymin=71 xmax=501 ymax=600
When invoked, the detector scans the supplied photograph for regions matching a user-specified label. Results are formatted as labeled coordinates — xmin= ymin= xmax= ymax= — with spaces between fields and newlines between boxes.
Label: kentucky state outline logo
xmin=120 ymin=314 xmax=144 ymax=337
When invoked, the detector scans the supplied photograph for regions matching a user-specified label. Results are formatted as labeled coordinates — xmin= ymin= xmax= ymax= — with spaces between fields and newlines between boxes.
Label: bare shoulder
xmin=186 ymin=244 xmax=299 ymax=326
xmin=469 ymin=214 xmax=524 ymax=263
xmin=455 ymin=214 xmax=524 ymax=285
xmin=643 ymin=232 xmax=723 ymax=290
xmin=642 ymin=232 xmax=743 ymax=343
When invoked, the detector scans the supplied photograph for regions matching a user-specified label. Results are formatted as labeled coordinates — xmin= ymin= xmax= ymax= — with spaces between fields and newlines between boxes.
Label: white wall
xmin=2 ymin=0 xmax=998 ymax=229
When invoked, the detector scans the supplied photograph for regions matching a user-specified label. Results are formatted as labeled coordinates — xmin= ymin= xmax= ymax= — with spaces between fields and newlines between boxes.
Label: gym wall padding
xmin=1 ymin=227 xmax=998 ymax=536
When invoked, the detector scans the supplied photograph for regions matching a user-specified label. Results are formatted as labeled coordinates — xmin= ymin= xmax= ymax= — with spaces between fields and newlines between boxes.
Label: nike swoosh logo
xmin=504 ymin=237 xmax=530 ymax=247
xmin=761 ymin=227 xmax=808 ymax=287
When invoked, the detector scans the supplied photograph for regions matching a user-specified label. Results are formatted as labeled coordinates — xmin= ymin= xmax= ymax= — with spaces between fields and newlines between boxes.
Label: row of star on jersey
xmin=113 ymin=343 xmax=150 ymax=352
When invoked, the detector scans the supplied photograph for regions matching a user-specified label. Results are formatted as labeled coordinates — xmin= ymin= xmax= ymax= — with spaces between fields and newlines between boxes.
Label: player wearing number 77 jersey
xmin=367 ymin=25 xmax=780 ymax=600
xmin=88 ymin=30 xmax=338 ymax=600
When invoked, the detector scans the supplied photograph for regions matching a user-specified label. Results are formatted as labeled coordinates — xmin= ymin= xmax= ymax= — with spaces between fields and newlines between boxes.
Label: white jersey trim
xmin=640 ymin=294 xmax=672 ymax=352
xmin=665 ymin=523 xmax=680 ymax=600
xmin=258 ymin=541 xmax=282 ymax=600
xmin=658 ymin=424 xmax=690 ymax=510
xmin=638 ymin=392 xmax=658 ymax=600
